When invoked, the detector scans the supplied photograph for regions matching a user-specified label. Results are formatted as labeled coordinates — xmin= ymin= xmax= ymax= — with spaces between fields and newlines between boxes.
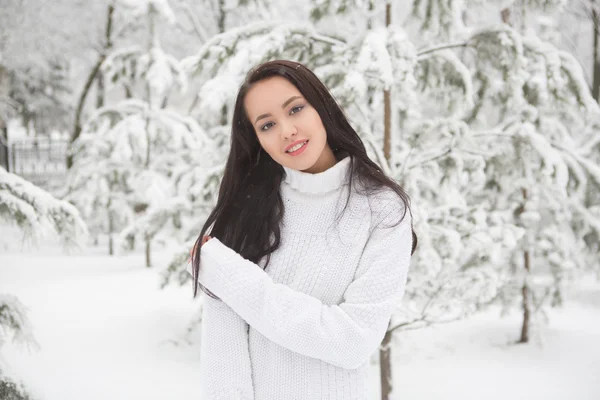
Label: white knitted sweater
xmin=190 ymin=155 xmax=413 ymax=400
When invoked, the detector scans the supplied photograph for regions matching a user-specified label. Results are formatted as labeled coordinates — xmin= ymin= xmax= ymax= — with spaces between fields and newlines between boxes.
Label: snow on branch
xmin=416 ymin=49 xmax=474 ymax=115
xmin=180 ymin=20 xmax=345 ymax=84
xmin=0 ymin=167 xmax=88 ymax=249
xmin=0 ymin=294 xmax=39 ymax=351
xmin=411 ymin=0 xmax=468 ymax=39
xmin=101 ymin=45 xmax=187 ymax=104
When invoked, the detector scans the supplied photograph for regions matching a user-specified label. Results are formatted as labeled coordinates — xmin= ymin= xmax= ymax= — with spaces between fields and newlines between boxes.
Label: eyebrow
xmin=254 ymin=96 xmax=303 ymax=124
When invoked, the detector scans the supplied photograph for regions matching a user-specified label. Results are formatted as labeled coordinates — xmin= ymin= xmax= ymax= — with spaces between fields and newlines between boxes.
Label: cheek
xmin=305 ymin=109 xmax=326 ymax=132
xmin=258 ymin=135 xmax=280 ymax=156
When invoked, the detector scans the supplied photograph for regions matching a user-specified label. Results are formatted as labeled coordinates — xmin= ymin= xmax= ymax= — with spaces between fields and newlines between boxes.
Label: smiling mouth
xmin=285 ymin=140 xmax=309 ymax=154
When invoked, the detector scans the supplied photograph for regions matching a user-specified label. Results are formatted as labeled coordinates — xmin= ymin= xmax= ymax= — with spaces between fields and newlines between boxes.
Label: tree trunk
xmin=218 ymin=0 xmax=226 ymax=33
xmin=124 ymin=83 xmax=133 ymax=99
xmin=145 ymin=236 xmax=152 ymax=268
xmin=68 ymin=57 xmax=104 ymax=169
xmin=518 ymin=188 xmax=531 ymax=343
xmin=0 ymin=66 xmax=9 ymax=172
xmin=383 ymin=2 xmax=392 ymax=163
xmin=11 ymin=143 xmax=16 ymax=172
xmin=383 ymin=90 xmax=391 ymax=161
xmin=108 ymin=199 xmax=114 ymax=256
xmin=108 ymin=234 xmax=114 ymax=255
xmin=380 ymin=5 xmax=394 ymax=399
xmin=367 ymin=0 xmax=375 ymax=30
xmin=592 ymin=5 xmax=600 ymax=102
xmin=519 ymin=248 xmax=531 ymax=343
xmin=24 ymin=112 xmax=33 ymax=136
xmin=379 ymin=322 xmax=393 ymax=400
xmin=219 ymin=0 xmax=228 ymax=125
xmin=519 ymin=0 xmax=526 ymax=33
xmin=0 ymin=117 xmax=8 ymax=172
xmin=96 ymin=72 xmax=105 ymax=109
xmin=67 ymin=3 xmax=114 ymax=168
xmin=501 ymin=8 xmax=511 ymax=25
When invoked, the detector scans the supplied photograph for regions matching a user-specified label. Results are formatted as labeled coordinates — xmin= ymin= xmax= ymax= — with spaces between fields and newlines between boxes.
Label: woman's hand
xmin=188 ymin=236 xmax=213 ymax=261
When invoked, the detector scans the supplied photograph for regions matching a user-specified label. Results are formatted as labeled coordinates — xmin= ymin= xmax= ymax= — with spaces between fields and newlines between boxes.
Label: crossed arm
xmin=190 ymin=205 xmax=413 ymax=370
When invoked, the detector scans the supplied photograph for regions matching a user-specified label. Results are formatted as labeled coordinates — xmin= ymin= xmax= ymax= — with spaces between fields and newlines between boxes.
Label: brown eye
xmin=261 ymin=122 xmax=275 ymax=131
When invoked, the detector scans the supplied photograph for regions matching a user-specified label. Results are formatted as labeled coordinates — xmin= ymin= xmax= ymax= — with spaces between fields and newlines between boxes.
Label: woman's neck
xmin=281 ymin=152 xmax=351 ymax=195
xmin=300 ymin=145 xmax=339 ymax=174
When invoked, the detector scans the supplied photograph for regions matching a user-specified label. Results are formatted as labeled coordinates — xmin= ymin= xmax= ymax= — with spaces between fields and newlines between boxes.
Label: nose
xmin=279 ymin=119 xmax=298 ymax=141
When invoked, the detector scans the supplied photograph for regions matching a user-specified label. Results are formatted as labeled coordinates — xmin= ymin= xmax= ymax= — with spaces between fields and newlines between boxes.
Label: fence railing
xmin=1 ymin=137 xmax=69 ymax=191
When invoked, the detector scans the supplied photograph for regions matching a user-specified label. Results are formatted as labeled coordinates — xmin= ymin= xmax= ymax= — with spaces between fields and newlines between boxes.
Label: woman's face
xmin=244 ymin=76 xmax=336 ymax=174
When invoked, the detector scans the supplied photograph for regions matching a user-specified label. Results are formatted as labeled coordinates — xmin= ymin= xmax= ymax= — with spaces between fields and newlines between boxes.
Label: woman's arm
xmin=194 ymin=204 xmax=412 ymax=370
xmin=199 ymin=291 xmax=255 ymax=399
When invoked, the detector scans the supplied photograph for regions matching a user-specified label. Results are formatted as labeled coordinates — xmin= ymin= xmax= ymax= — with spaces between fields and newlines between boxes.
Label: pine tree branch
xmin=470 ymin=130 xmax=512 ymax=138
xmin=311 ymin=33 xmax=346 ymax=47
xmin=417 ymin=41 xmax=470 ymax=57
xmin=407 ymin=148 xmax=452 ymax=169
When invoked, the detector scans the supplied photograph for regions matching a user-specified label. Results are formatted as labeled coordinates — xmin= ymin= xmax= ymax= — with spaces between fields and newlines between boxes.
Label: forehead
xmin=244 ymin=76 xmax=302 ymax=117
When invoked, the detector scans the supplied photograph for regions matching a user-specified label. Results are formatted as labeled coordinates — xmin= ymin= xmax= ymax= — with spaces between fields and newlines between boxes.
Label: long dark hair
xmin=191 ymin=59 xmax=418 ymax=299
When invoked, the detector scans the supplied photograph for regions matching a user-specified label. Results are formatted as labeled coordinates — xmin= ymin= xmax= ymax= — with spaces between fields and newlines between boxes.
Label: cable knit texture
xmin=189 ymin=155 xmax=413 ymax=400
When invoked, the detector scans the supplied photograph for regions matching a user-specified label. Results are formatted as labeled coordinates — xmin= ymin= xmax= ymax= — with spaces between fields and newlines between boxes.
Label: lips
xmin=285 ymin=139 xmax=309 ymax=153
xmin=286 ymin=140 xmax=308 ymax=154
xmin=286 ymin=140 xmax=309 ymax=156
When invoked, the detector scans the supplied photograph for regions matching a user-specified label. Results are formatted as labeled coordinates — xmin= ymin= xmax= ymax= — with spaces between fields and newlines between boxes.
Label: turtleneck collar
xmin=282 ymin=154 xmax=352 ymax=195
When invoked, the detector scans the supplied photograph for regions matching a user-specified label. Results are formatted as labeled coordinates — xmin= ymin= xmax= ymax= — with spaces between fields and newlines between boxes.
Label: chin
xmin=291 ymin=160 xmax=314 ymax=172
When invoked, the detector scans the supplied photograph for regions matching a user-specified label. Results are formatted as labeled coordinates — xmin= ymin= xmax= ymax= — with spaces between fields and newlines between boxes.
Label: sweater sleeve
xmin=195 ymin=284 xmax=255 ymax=399
xmin=195 ymin=204 xmax=413 ymax=370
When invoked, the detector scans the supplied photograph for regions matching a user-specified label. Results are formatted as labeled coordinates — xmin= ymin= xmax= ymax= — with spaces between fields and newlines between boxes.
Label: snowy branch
xmin=0 ymin=294 xmax=40 ymax=351
xmin=0 ymin=167 xmax=88 ymax=248
xmin=416 ymin=41 xmax=470 ymax=57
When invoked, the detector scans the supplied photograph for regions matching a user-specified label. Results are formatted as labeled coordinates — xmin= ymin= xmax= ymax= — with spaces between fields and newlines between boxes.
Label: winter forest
xmin=1 ymin=0 xmax=600 ymax=399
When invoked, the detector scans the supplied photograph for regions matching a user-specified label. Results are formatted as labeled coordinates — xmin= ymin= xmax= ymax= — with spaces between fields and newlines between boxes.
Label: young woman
xmin=188 ymin=59 xmax=418 ymax=400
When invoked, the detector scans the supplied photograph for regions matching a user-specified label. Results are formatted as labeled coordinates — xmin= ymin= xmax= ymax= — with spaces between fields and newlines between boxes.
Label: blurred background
xmin=1 ymin=0 xmax=599 ymax=399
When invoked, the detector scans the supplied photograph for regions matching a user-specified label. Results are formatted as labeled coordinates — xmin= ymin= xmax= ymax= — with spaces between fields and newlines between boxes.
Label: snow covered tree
xmin=448 ymin=14 xmax=600 ymax=344
xmin=66 ymin=0 xmax=208 ymax=267
xmin=1 ymin=0 xmax=113 ymax=138
xmin=399 ymin=0 xmax=600 ymax=344
xmin=0 ymin=167 xmax=87 ymax=400
xmin=4 ymin=57 xmax=72 ymax=136
xmin=175 ymin=1 xmax=600 ymax=398
xmin=67 ymin=0 xmax=281 ymax=267
xmin=65 ymin=123 xmax=139 ymax=255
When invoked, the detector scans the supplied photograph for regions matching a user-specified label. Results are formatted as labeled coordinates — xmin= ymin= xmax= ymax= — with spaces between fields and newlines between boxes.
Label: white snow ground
xmin=1 ymin=238 xmax=599 ymax=400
